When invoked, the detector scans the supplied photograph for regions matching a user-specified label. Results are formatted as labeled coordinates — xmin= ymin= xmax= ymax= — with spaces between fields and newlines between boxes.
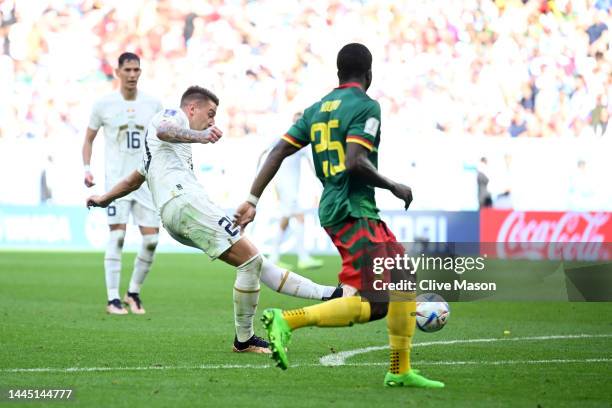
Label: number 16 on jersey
xmin=119 ymin=124 xmax=145 ymax=151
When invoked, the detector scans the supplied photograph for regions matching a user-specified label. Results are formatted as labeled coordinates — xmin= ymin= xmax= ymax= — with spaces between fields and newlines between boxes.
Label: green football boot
xmin=261 ymin=308 xmax=292 ymax=370
xmin=384 ymin=370 xmax=445 ymax=388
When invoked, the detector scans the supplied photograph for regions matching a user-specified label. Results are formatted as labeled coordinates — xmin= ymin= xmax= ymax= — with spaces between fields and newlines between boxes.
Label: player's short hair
xmin=118 ymin=52 xmax=140 ymax=67
xmin=337 ymin=43 xmax=372 ymax=81
xmin=180 ymin=86 xmax=220 ymax=107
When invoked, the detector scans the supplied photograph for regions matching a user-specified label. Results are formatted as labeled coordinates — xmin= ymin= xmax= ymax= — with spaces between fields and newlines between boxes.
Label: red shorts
xmin=325 ymin=217 xmax=403 ymax=290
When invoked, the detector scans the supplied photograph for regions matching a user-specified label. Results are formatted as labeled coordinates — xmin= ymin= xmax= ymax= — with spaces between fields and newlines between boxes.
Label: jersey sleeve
xmin=346 ymin=100 xmax=381 ymax=152
xmin=282 ymin=110 xmax=310 ymax=149
xmin=153 ymin=108 xmax=188 ymax=129
xmin=88 ymin=100 xmax=103 ymax=130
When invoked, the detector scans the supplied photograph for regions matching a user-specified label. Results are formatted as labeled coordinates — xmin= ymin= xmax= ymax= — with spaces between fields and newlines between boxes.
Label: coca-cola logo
xmin=495 ymin=212 xmax=611 ymax=260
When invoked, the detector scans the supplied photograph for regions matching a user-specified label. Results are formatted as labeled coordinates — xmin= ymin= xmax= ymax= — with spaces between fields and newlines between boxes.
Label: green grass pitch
xmin=0 ymin=251 xmax=611 ymax=407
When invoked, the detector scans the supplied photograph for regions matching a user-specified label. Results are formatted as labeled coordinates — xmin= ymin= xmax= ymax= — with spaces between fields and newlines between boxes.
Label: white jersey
xmin=139 ymin=108 xmax=206 ymax=211
xmin=88 ymin=91 xmax=162 ymax=208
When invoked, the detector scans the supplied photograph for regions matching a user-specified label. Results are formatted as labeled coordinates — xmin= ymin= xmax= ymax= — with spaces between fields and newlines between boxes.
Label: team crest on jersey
xmin=164 ymin=109 xmax=177 ymax=117
xmin=364 ymin=117 xmax=380 ymax=136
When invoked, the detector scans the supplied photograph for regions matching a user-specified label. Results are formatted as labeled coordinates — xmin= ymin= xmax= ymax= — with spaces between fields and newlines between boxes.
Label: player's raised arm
xmin=86 ymin=170 xmax=145 ymax=209
xmin=345 ymin=143 xmax=413 ymax=210
xmin=156 ymin=121 xmax=223 ymax=144
xmin=233 ymin=139 xmax=300 ymax=228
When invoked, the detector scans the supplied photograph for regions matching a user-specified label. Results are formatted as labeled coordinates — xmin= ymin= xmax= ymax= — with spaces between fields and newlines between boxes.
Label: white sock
xmin=269 ymin=225 xmax=287 ymax=264
xmin=104 ymin=229 xmax=126 ymax=301
xmin=129 ymin=233 xmax=158 ymax=294
xmin=294 ymin=221 xmax=309 ymax=263
xmin=233 ymin=254 xmax=262 ymax=342
xmin=260 ymin=256 xmax=335 ymax=300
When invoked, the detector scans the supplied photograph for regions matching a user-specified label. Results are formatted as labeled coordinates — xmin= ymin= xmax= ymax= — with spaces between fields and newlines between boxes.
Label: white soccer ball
xmin=416 ymin=293 xmax=450 ymax=333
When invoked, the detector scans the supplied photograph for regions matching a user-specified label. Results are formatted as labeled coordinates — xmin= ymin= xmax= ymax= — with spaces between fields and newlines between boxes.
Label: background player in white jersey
xmin=82 ymin=52 xmax=163 ymax=315
xmin=86 ymin=86 xmax=343 ymax=353
xmin=262 ymin=112 xmax=323 ymax=271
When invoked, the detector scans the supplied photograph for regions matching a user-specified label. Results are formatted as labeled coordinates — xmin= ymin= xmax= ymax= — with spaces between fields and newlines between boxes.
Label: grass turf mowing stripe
xmin=3 ymin=334 xmax=611 ymax=374
xmin=3 ymin=358 xmax=611 ymax=374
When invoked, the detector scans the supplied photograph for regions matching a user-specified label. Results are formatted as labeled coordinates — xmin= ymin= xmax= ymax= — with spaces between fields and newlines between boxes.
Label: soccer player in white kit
xmin=82 ymin=52 xmax=163 ymax=315
xmin=86 ymin=86 xmax=343 ymax=353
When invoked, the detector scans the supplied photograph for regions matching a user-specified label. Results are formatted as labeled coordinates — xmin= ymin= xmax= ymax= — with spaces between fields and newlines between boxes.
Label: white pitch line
xmin=3 ymin=334 xmax=611 ymax=374
xmin=319 ymin=333 xmax=612 ymax=366
xmin=2 ymin=364 xmax=272 ymax=374
xmin=3 ymin=358 xmax=611 ymax=374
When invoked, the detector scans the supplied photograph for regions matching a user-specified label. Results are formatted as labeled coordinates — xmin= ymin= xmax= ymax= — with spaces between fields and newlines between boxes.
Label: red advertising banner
xmin=480 ymin=209 xmax=612 ymax=260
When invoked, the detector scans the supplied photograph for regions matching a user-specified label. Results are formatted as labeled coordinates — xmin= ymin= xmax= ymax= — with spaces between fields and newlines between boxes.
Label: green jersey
xmin=282 ymin=83 xmax=381 ymax=227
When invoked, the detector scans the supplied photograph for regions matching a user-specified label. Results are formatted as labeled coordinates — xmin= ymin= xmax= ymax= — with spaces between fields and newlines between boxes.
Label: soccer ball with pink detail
xmin=415 ymin=293 xmax=449 ymax=333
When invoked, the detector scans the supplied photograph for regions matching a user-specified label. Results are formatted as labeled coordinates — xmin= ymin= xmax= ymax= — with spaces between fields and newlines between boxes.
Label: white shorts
xmin=107 ymin=199 xmax=160 ymax=228
xmin=160 ymin=193 xmax=242 ymax=259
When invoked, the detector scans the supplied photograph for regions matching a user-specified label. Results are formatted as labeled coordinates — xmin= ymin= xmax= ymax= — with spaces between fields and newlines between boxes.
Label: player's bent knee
xmin=220 ymin=237 xmax=259 ymax=267
xmin=359 ymin=290 xmax=389 ymax=321
xmin=236 ymin=254 xmax=263 ymax=289
xmin=368 ymin=301 xmax=389 ymax=322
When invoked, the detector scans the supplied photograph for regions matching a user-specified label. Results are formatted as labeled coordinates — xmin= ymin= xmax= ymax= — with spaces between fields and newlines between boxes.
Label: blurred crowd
xmin=0 ymin=0 xmax=610 ymax=207
xmin=1 ymin=0 xmax=610 ymax=141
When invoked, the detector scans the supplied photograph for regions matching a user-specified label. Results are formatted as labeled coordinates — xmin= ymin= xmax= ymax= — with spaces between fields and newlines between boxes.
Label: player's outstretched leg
xmin=125 ymin=233 xmax=159 ymax=314
xmin=259 ymin=256 xmax=342 ymax=300
xmin=262 ymin=296 xmax=371 ymax=369
xmin=105 ymin=229 xmax=127 ymax=315
xmin=383 ymin=291 xmax=444 ymax=388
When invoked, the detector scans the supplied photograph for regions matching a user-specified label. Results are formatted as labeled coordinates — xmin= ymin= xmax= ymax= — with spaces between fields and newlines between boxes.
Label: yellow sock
xmin=386 ymin=291 xmax=416 ymax=375
xmin=282 ymin=296 xmax=371 ymax=330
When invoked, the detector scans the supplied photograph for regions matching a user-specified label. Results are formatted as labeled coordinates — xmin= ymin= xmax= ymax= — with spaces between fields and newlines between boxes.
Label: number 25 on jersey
xmin=310 ymin=120 xmax=346 ymax=177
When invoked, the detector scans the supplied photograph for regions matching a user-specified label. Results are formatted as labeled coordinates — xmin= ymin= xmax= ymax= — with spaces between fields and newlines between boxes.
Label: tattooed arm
xmin=86 ymin=170 xmax=145 ymax=208
xmin=156 ymin=121 xmax=223 ymax=144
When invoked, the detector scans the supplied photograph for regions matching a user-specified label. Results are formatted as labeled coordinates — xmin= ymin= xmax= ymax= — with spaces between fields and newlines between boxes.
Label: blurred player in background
xmin=262 ymin=112 xmax=323 ymax=271
xmin=82 ymin=52 xmax=163 ymax=315
xmin=235 ymin=43 xmax=444 ymax=388
xmin=87 ymin=86 xmax=343 ymax=353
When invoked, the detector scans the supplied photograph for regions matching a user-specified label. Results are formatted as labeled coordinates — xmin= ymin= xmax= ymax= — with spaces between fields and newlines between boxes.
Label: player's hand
xmin=233 ymin=202 xmax=257 ymax=229
xmin=201 ymin=126 xmax=223 ymax=144
xmin=86 ymin=195 xmax=110 ymax=209
xmin=84 ymin=171 xmax=95 ymax=187
xmin=391 ymin=183 xmax=413 ymax=210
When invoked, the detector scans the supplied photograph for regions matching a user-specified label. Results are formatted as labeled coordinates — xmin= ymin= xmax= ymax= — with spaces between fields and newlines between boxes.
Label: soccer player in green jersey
xmin=234 ymin=43 xmax=444 ymax=388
